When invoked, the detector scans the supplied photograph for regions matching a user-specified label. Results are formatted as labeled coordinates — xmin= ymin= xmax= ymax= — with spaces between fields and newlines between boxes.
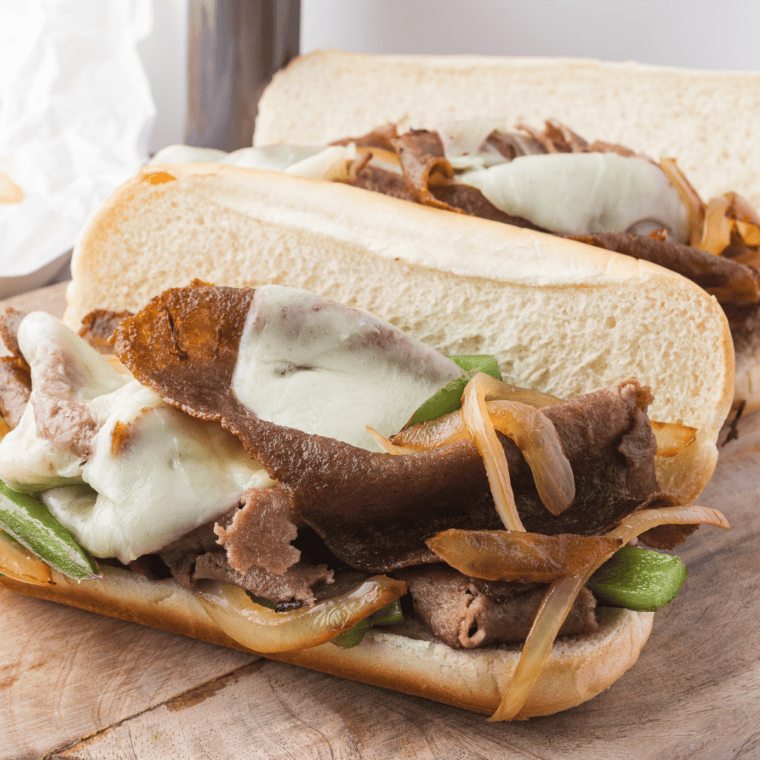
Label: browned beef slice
xmin=342 ymin=162 xmax=417 ymax=202
xmin=159 ymin=516 xmax=224 ymax=586
xmin=0 ymin=357 xmax=31 ymax=428
xmin=343 ymin=162 xmax=544 ymax=230
xmin=485 ymin=121 xmax=635 ymax=161
xmin=484 ymin=130 xmax=546 ymax=160
xmin=159 ymin=515 xmax=332 ymax=605
xmin=399 ymin=565 xmax=597 ymax=649
xmin=391 ymin=129 xmax=462 ymax=212
xmin=330 ymin=124 xmax=399 ymax=152
xmin=429 ymin=184 xmax=549 ymax=231
xmin=573 ymin=232 xmax=760 ymax=320
xmin=114 ymin=284 xmax=660 ymax=575
xmin=79 ymin=309 xmax=134 ymax=354
xmin=193 ymin=552 xmax=332 ymax=605
xmin=214 ymin=486 xmax=300 ymax=575
xmin=0 ymin=308 xmax=27 ymax=358
xmin=0 ymin=306 xmax=100 ymax=457
xmin=28 ymin=338 xmax=99 ymax=459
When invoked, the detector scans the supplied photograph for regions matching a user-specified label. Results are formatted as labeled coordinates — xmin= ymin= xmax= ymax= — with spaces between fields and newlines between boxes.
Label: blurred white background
xmin=142 ymin=0 xmax=760 ymax=153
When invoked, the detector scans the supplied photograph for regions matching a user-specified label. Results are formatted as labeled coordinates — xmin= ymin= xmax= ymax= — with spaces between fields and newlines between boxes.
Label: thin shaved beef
xmin=399 ymin=565 xmax=597 ymax=648
xmin=0 ymin=308 xmax=26 ymax=359
xmin=391 ymin=129 xmax=462 ymax=212
xmin=343 ymin=160 xmax=417 ymax=202
xmin=0 ymin=306 xmax=100 ymax=457
xmin=79 ymin=309 xmax=134 ymax=354
xmin=0 ymin=357 xmax=31 ymax=428
xmin=113 ymin=283 xmax=660 ymax=575
xmin=331 ymin=124 xmax=399 ymax=152
xmin=214 ymin=486 xmax=300 ymax=576
xmin=342 ymin=159 xmax=544 ymax=229
xmin=159 ymin=515 xmax=332 ymax=605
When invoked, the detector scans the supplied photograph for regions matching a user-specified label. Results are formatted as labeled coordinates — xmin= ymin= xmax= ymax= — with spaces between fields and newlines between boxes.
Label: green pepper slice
xmin=588 ymin=546 xmax=688 ymax=611
xmin=0 ymin=479 xmax=100 ymax=581
xmin=332 ymin=599 xmax=405 ymax=648
xmin=405 ymin=354 xmax=503 ymax=428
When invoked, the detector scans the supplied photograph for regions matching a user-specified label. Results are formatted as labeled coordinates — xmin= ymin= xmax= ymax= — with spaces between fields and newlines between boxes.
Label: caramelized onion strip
xmin=699 ymin=195 xmax=733 ymax=256
xmin=462 ymin=373 xmax=526 ymax=532
xmin=0 ymin=530 xmax=54 ymax=586
xmin=487 ymin=400 xmax=575 ymax=516
xmin=651 ymin=420 xmax=697 ymax=457
xmin=660 ymin=158 xmax=705 ymax=247
xmin=391 ymin=411 xmax=470 ymax=451
xmin=491 ymin=504 xmax=729 ymax=721
xmin=394 ymin=381 xmax=573 ymax=518
xmin=366 ymin=426 xmax=408 ymax=455
xmin=426 ymin=529 xmax=621 ymax=583
xmin=196 ymin=575 xmax=407 ymax=653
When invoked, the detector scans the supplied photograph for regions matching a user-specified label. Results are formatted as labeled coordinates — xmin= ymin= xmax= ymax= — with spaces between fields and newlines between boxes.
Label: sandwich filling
xmin=0 ymin=282 xmax=729 ymax=720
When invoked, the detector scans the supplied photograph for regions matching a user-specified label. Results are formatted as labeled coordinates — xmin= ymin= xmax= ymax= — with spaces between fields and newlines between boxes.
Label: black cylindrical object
xmin=187 ymin=0 xmax=300 ymax=151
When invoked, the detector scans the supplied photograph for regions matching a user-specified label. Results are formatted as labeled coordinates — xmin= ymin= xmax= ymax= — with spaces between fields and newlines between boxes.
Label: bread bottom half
xmin=0 ymin=565 xmax=653 ymax=719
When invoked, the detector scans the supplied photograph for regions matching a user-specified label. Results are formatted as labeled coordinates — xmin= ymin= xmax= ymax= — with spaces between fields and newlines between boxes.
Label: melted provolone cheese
xmin=150 ymin=143 xmax=356 ymax=179
xmin=231 ymin=285 xmax=461 ymax=452
xmin=0 ymin=403 xmax=83 ymax=492
xmin=460 ymin=152 xmax=691 ymax=241
xmin=45 ymin=382 xmax=273 ymax=563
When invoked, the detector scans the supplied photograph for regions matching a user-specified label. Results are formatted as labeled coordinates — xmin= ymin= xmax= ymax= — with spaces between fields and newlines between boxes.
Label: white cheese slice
xmin=460 ymin=152 xmax=690 ymax=242
xmin=232 ymin=285 xmax=462 ymax=452
xmin=0 ymin=403 xmax=83 ymax=492
xmin=44 ymin=381 xmax=273 ymax=563
xmin=150 ymin=143 xmax=356 ymax=179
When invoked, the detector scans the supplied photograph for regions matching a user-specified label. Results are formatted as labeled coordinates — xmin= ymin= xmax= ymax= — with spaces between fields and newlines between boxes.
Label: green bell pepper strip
xmin=0 ymin=479 xmax=100 ymax=581
xmin=405 ymin=354 xmax=503 ymax=428
xmin=587 ymin=546 xmax=688 ymax=611
xmin=332 ymin=599 xmax=405 ymax=648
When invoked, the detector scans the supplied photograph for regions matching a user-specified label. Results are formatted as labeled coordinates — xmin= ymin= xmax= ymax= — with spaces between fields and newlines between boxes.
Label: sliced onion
xmin=0 ymin=530 xmax=54 ymax=586
xmin=491 ymin=503 xmax=728 ymax=720
xmin=651 ymin=420 xmax=697 ymax=457
xmin=357 ymin=145 xmax=402 ymax=167
xmin=462 ymin=373 xmax=526 ymax=532
xmin=487 ymin=400 xmax=575 ymax=516
xmin=426 ymin=529 xmax=621 ymax=583
xmin=391 ymin=411 xmax=470 ymax=451
xmin=366 ymin=426 xmax=407 ymax=455
xmin=494 ymin=384 xmax=560 ymax=408
xmin=725 ymin=192 xmax=760 ymax=250
xmin=698 ymin=194 xmax=733 ymax=255
xmin=659 ymin=158 xmax=705 ymax=247
xmin=195 ymin=575 xmax=406 ymax=653
xmin=393 ymin=378 xmax=573 ymax=518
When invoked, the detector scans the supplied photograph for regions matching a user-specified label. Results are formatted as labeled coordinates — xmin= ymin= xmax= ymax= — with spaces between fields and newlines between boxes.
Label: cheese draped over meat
xmin=0 ymin=287 xmax=461 ymax=562
xmin=457 ymin=153 xmax=690 ymax=242
xmin=152 ymin=122 xmax=690 ymax=241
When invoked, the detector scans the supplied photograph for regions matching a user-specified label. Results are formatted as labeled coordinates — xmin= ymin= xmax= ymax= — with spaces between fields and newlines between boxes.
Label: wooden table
xmin=1 ymin=282 xmax=759 ymax=759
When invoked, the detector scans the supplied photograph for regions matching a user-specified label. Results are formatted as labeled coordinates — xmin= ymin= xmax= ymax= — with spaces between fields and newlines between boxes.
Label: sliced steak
xmin=399 ymin=564 xmax=597 ymax=649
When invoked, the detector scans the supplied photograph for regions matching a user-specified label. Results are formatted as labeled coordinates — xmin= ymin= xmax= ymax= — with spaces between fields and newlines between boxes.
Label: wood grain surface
xmin=1 ymin=284 xmax=758 ymax=760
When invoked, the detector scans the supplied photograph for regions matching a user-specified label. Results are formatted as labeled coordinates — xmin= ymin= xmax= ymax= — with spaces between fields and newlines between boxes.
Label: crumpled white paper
xmin=0 ymin=0 xmax=156 ymax=297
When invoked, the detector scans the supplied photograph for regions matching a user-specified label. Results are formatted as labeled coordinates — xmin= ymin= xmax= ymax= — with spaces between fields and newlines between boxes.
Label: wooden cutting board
xmin=1 ymin=282 xmax=759 ymax=760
